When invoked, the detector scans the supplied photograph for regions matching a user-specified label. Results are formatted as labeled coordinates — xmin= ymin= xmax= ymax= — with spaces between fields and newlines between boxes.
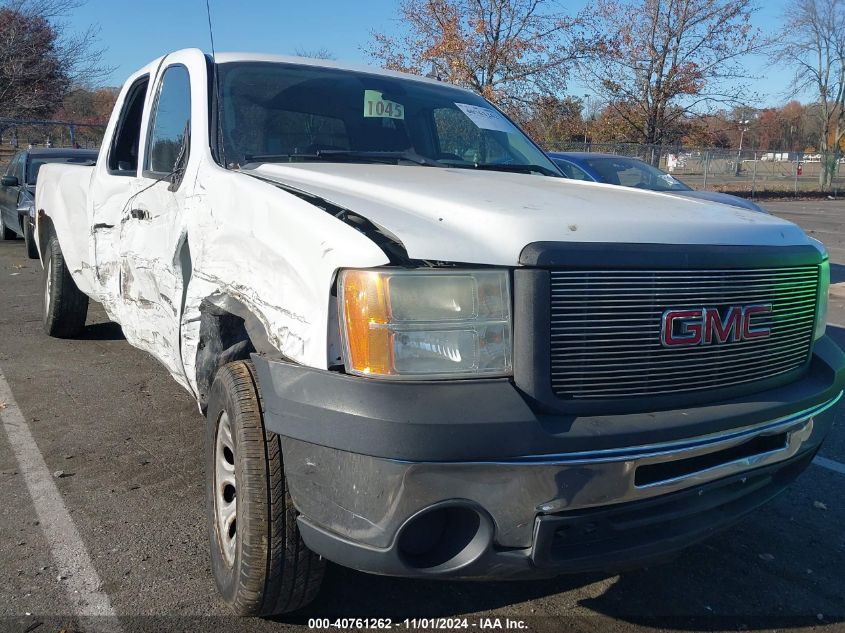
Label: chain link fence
xmin=3 ymin=133 xmax=843 ymax=197
xmin=0 ymin=121 xmax=106 ymax=172
xmin=544 ymin=141 xmax=845 ymax=197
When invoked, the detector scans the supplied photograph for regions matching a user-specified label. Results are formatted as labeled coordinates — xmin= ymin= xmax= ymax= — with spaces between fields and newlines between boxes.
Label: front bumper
xmin=252 ymin=335 xmax=844 ymax=579
xmin=293 ymin=447 xmax=820 ymax=578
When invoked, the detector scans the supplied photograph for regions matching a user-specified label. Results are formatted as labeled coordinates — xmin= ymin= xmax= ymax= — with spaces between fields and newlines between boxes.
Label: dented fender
xmin=177 ymin=163 xmax=389 ymax=395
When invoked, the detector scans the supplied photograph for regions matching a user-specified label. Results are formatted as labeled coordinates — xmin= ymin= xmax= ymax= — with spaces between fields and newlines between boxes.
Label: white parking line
xmin=813 ymin=455 xmax=845 ymax=476
xmin=0 ymin=367 xmax=122 ymax=631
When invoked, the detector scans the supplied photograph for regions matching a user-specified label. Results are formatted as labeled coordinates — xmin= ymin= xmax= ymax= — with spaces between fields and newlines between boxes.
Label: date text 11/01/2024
xmin=307 ymin=618 xmax=529 ymax=630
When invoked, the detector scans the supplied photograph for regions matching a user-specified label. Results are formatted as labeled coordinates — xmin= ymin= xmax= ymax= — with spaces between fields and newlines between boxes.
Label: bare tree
xmin=776 ymin=0 xmax=845 ymax=190
xmin=580 ymin=0 xmax=765 ymax=162
xmin=365 ymin=0 xmax=593 ymax=117
xmin=294 ymin=47 xmax=336 ymax=60
xmin=0 ymin=0 xmax=110 ymax=119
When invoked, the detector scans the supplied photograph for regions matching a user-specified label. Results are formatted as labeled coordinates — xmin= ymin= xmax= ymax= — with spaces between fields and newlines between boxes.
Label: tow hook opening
xmin=397 ymin=504 xmax=490 ymax=571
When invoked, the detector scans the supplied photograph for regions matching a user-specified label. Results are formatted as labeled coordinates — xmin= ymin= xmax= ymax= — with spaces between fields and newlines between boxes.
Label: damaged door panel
xmin=88 ymin=73 xmax=150 ymax=312
xmin=114 ymin=63 xmax=194 ymax=377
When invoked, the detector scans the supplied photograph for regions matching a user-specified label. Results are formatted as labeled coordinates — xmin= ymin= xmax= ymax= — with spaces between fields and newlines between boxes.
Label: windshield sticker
xmin=660 ymin=173 xmax=679 ymax=185
xmin=454 ymin=103 xmax=516 ymax=133
xmin=364 ymin=90 xmax=405 ymax=120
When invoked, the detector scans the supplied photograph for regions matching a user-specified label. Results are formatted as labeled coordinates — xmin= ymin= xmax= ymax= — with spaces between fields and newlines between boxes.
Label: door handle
xmin=130 ymin=208 xmax=150 ymax=220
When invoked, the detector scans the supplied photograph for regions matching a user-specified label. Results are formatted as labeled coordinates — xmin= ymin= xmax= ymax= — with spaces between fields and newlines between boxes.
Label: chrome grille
xmin=549 ymin=266 xmax=819 ymax=399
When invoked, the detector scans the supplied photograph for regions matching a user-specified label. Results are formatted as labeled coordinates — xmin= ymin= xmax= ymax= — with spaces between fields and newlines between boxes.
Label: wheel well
xmin=195 ymin=298 xmax=273 ymax=412
xmin=37 ymin=213 xmax=55 ymax=261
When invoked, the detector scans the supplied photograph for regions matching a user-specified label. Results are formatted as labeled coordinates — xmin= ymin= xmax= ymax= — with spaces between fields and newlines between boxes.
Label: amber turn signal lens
xmin=340 ymin=270 xmax=394 ymax=375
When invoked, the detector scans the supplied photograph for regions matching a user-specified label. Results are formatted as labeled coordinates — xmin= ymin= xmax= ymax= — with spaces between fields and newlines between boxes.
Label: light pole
xmin=583 ymin=94 xmax=590 ymax=150
xmin=735 ymin=115 xmax=750 ymax=175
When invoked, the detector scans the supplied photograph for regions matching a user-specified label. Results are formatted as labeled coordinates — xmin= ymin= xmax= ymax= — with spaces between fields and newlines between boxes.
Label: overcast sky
xmin=65 ymin=0 xmax=802 ymax=108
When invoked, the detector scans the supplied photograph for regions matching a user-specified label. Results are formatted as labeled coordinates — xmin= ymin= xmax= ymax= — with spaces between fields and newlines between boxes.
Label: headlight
xmin=815 ymin=256 xmax=829 ymax=340
xmin=339 ymin=268 xmax=512 ymax=378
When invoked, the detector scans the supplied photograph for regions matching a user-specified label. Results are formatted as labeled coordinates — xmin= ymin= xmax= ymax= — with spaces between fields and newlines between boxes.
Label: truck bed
xmin=35 ymin=163 xmax=97 ymax=296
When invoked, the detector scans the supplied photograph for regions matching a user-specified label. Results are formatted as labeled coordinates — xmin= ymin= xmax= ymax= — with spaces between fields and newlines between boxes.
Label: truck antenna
xmin=206 ymin=0 xmax=217 ymax=58
xmin=206 ymin=0 xmax=226 ymax=167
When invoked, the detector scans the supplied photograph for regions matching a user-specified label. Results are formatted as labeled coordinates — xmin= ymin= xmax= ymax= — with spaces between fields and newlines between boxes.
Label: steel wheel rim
xmin=44 ymin=255 xmax=52 ymax=318
xmin=214 ymin=410 xmax=237 ymax=567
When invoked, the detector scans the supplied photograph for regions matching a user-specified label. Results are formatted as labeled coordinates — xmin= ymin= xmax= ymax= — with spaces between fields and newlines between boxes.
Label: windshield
xmin=585 ymin=156 xmax=691 ymax=192
xmin=27 ymin=154 xmax=97 ymax=185
xmin=215 ymin=62 xmax=559 ymax=176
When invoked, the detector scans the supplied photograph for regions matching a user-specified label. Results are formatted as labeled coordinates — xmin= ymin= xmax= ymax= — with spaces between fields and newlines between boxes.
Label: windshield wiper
xmin=243 ymin=150 xmax=441 ymax=167
xmin=471 ymin=163 xmax=560 ymax=177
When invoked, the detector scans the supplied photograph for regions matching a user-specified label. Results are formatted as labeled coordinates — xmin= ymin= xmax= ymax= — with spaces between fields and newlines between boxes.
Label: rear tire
xmin=206 ymin=360 xmax=325 ymax=616
xmin=43 ymin=233 xmax=89 ymax=338
xmin=23 ymin=218 xmax=38 ymax=259
xmin=0 ymin=214 xmax=15 ymax=240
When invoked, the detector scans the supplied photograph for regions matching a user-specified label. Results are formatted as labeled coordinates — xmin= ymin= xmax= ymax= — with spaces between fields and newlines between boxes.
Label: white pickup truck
xmin=35 ymin=48 xmax=844 ymax=615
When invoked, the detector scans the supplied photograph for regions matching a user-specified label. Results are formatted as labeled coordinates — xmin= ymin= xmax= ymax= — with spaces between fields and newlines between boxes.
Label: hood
xmin=247 ymin=163 xmax=812 ymax=266
xmin=670 ymin=189 xmax=767 ymax=213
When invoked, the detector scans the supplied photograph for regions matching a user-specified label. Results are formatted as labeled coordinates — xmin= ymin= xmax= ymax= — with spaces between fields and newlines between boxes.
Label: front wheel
xmin=43 ymin=233 xmax=89 ymax=337
xmin=23 ymin=218 xmax=38 ymax=259
xmin=206 ymin=360 xmax=325 ymax=616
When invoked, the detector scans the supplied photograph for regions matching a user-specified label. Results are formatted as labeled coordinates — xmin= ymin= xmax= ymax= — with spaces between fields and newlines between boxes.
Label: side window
xmin=5 ymin=153 xmax=21 ymax=178
xmin=145 ymin=65 xmax=191 ymax=176
xmin=588 ymin=160 xmax=624 ymax=185
xmin=27 ymin=160 xmax=47 ymax=185
xmin=16 ymin=155 xmax=27 ymax=181
xmin=557 ymin=161 xmax=592 ymax=181
xmin=108 ymin=76 xmax=150 ymax=174
xmin=617 ymin=165 xmax=646 ymax=187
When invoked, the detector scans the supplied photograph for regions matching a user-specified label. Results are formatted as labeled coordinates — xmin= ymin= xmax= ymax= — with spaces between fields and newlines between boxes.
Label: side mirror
xmin=1 ymin=175 xmax=19 ymax=187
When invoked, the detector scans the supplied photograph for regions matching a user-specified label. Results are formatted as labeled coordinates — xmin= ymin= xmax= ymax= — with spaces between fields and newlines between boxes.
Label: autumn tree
xmin=780 ymin=101 xmax=813 ymax=152
xmin=588 ymin=104 xmax=640 ymax=142
xmin=521 ymin=95 xmax=584 ymax=144
xmin=758 ymin=109 xmax=782 ymax=150
xmin=683 ymin=114 xmax=733 ymax=147
xmin=55 ymin=86 xmax=116 ymax=123
xmin=775 ymin=0 xmax=845 ymax=190
xmin=0 ymin=0 xmax=109 ymax=119
xmin=366 ymin=0 xmax=593 ymax=117
xmin=579 ymin=0 xmax=764 ymax=163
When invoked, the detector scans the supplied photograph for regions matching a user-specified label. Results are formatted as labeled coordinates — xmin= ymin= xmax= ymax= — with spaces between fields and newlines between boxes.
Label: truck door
xmin=88 ymin=75 xmax=149 ymax=302
xmin=0 ymin=153 xmax=23 ymax=232
xmin=117 ymin=62 xmax=193 ymax=380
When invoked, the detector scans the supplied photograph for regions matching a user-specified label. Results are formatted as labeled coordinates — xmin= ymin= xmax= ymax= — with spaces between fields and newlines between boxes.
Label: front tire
xmin=23 ymin=218 xmax=38 ymax=259
xmin=43 ymin=233 xmax=89 ymax=337
xmin=206 ymin=360 xmax=325 ymax=616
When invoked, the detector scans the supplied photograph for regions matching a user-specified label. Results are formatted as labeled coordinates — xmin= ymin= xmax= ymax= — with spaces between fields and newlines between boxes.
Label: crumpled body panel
xmin=34 ymin=49 xmax=389 ymax=402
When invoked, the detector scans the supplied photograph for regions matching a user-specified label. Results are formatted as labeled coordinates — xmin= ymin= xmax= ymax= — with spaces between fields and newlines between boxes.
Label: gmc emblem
xmin=661 ymin=305 xmax=772 ymax=347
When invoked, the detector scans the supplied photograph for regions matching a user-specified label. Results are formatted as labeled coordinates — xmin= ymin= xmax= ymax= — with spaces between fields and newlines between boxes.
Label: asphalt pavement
xmin=0 ymin=199 xmax=844 ymax=633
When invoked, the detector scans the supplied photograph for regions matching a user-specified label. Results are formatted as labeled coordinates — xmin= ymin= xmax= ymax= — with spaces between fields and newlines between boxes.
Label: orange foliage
xmin=366 ymin=0 xmax=594 ymax=116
